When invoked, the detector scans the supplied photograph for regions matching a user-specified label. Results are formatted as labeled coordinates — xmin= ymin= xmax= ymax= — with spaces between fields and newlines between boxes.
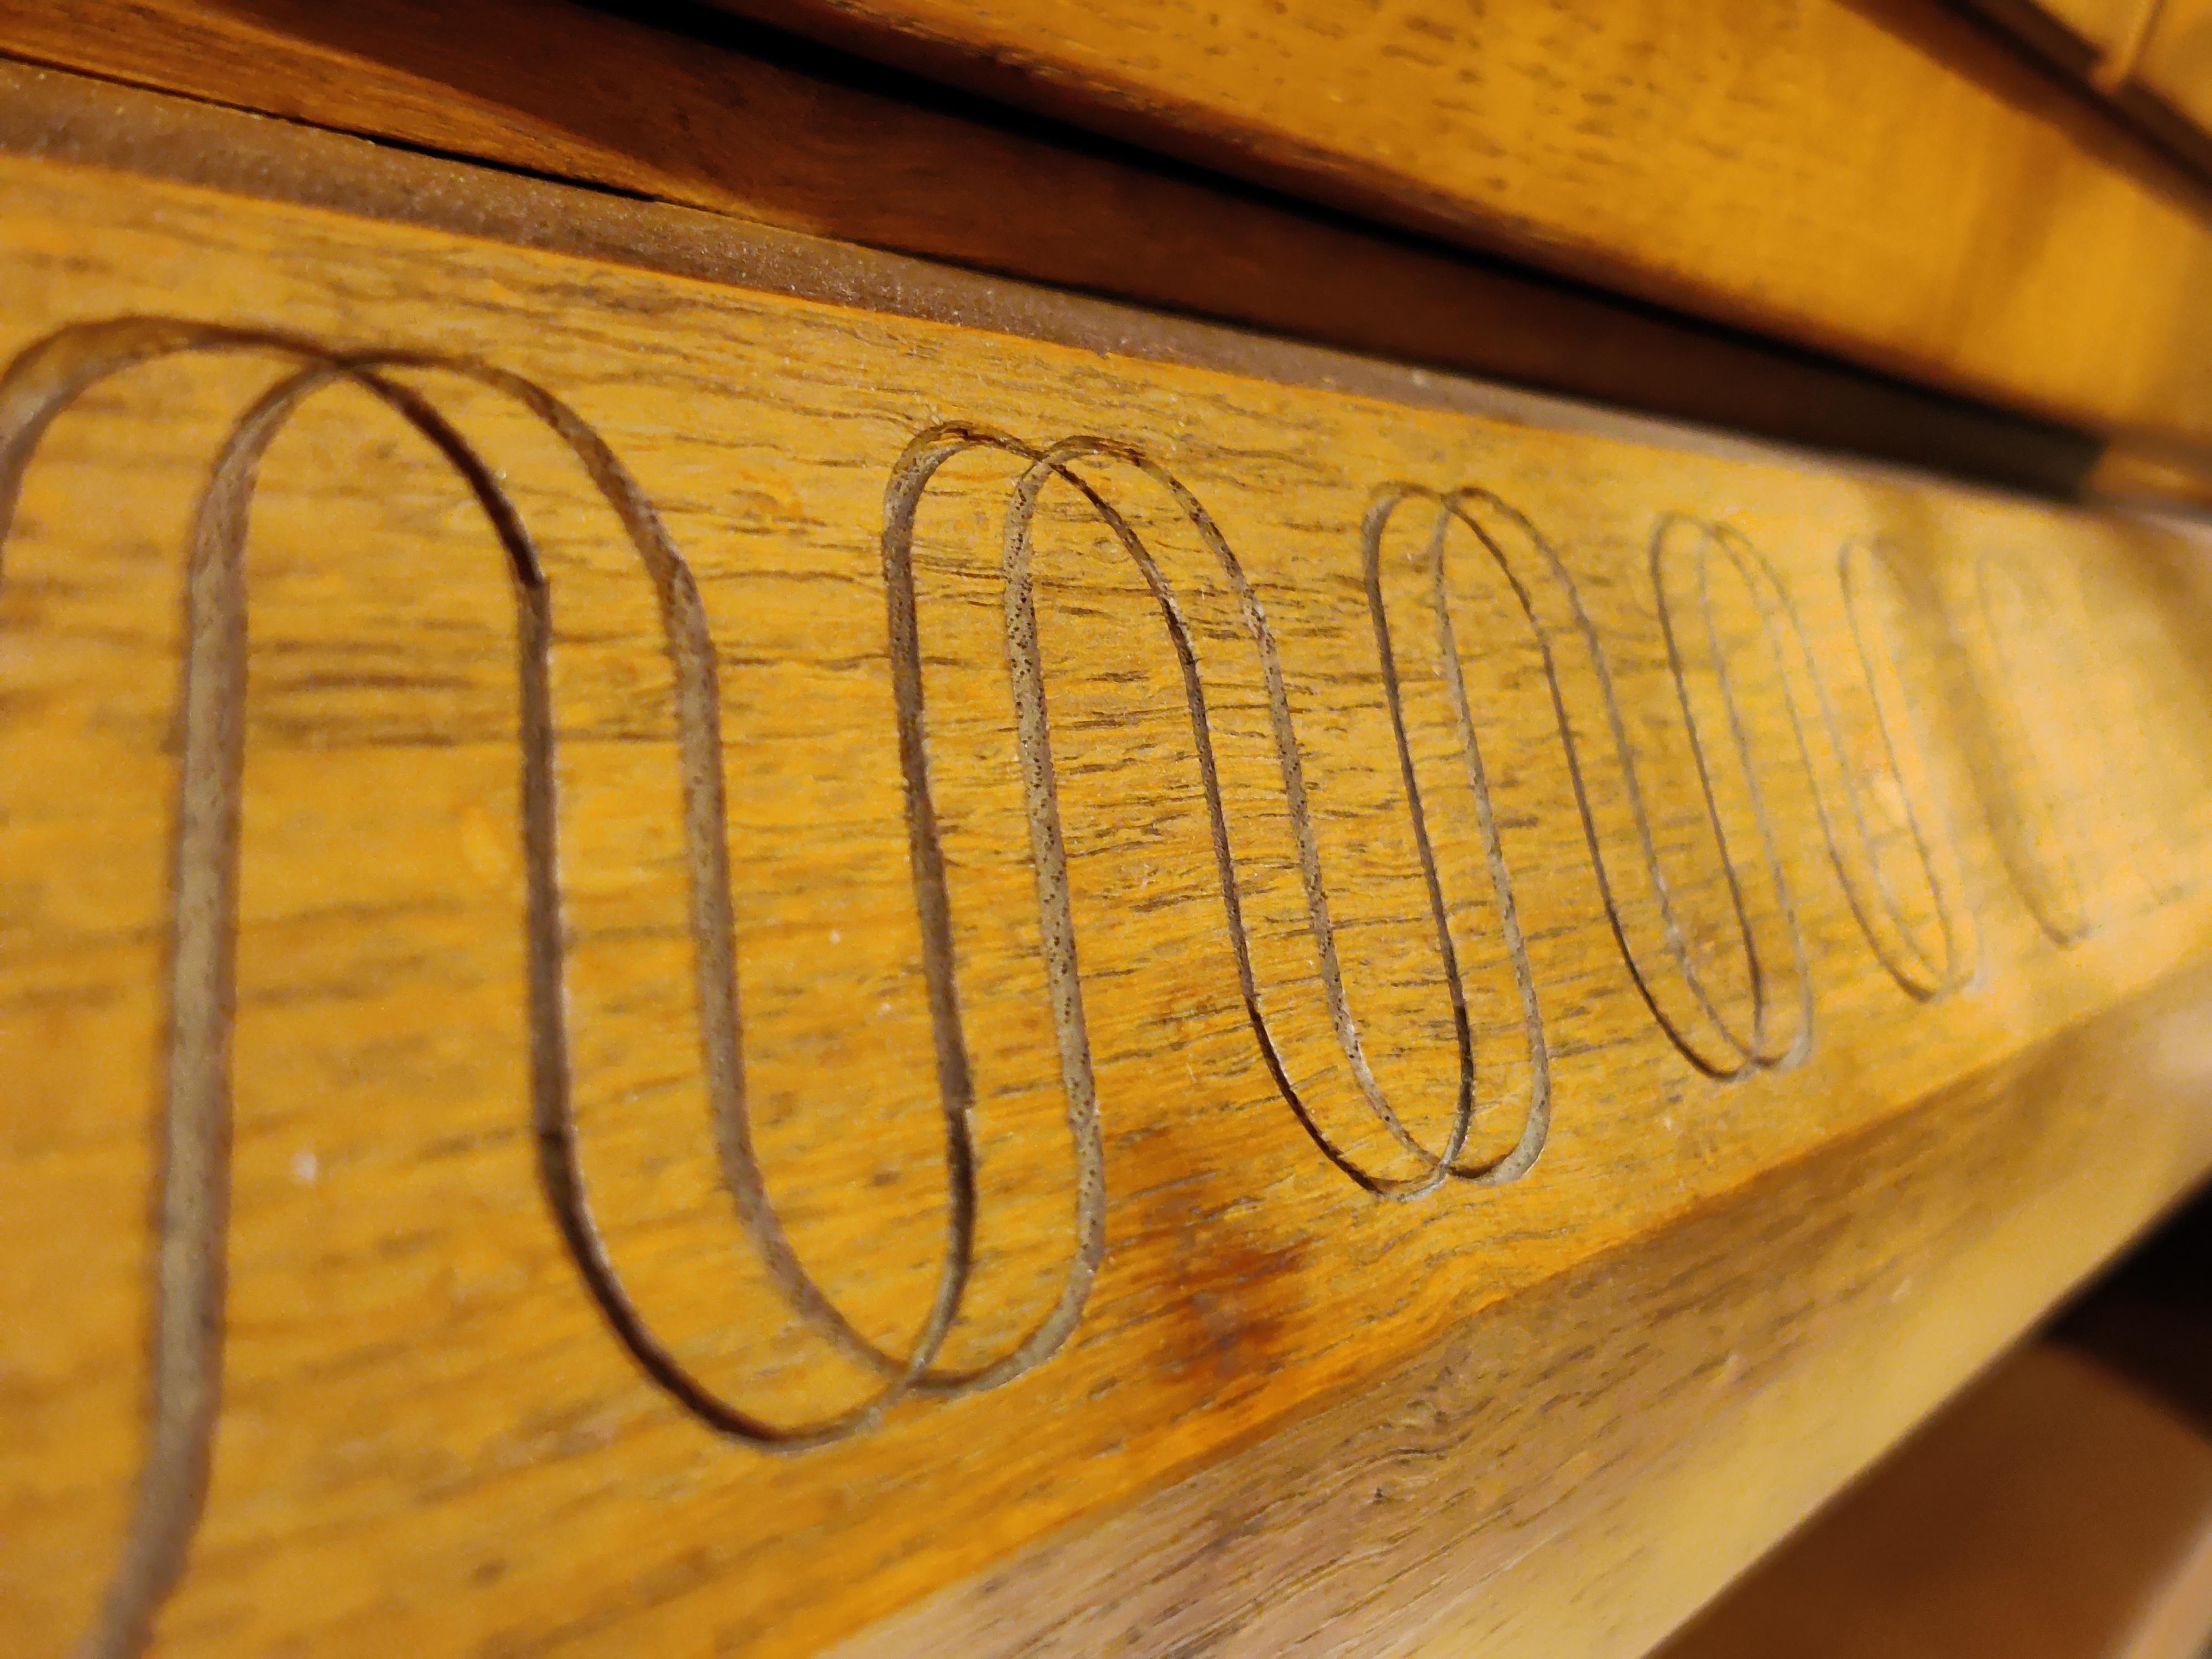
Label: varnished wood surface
xmin=1660 ymin=1344 xmax=2212 ymax=1659
xmin=837 ymin=973 xmax=2212 ymax=1659
xmin=0 ymin=59 xmax=2102 ymax=505
xmin=1960 ymin=0 xmax=2212 ymax=178
xmin=0 ymin=1 xmax=2102 ymax=494
xmin=3 ymin=119 xmax=2212 ymax=1658
xmin=713 ymin=0 xmax=2212 ymax=448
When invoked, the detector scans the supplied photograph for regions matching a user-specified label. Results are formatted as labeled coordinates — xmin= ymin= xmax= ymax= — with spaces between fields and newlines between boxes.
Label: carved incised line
xmin=0 ymin=319 xmax=2168 ymax=1657
xmin=1363 ymin=489 xmax=1973 ymax=1089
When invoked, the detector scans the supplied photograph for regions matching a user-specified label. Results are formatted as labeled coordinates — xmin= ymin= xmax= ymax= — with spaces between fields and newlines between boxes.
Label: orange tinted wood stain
xmin=718 ymin=0 xmax=2212 ymax=446
xmin=2 ymin=149 xmax=2211 ymax=1657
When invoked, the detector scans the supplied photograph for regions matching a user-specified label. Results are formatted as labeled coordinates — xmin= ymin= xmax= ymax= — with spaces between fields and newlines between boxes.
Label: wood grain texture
xmin=712 ymin=0 xmax=2212 ymax=448
xmin=3 ymin=138 xmax=2212 ymax=1658
xmin=833 ymin=969 xmax=2212 ymax=1659
xmin=3 ymin=55 xmax=2038 ymax=484
xmin=0 ymin=0 xmax=2105 ymax=493
xmin=1659 ymin=1344 xmax=2212 ymax=1659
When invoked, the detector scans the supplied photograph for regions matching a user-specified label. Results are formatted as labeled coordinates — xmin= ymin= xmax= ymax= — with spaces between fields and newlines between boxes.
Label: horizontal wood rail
xmin=836 ymin=992 xmax=2212 ymax=1659
xmin=0 ymin=0 xmax=2105 ymax=494
xmin=709 ymin=0 xmax=2212 ymax=452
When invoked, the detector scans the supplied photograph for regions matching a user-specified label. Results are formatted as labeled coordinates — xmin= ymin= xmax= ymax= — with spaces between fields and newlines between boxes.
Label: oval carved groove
xmin=3 ymin=316 xmax=2192 ymax=1659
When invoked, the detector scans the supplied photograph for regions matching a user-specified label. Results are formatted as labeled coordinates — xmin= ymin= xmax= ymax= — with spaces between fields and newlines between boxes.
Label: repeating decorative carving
xmin=0 ymin=319 xmax=2177 ymax=1657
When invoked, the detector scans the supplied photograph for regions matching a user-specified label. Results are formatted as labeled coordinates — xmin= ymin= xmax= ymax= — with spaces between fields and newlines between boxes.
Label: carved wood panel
xmin=3 ymin=150 xmax=2211 ymax=1657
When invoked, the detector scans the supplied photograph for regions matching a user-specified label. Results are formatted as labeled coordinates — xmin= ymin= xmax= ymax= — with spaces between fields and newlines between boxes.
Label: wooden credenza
xmin=6 ymin=6 xmax=2212 ymax=1656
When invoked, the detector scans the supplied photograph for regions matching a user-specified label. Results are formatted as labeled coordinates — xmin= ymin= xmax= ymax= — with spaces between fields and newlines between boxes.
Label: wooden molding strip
xmin=0 ymin=57 xmax=2068 ymax=497
xmin=708 ymin=0 xmax=2212 ymax=450
xmin=3 ymin=101 xmax=2212 ymax=1657
xmin=0 ymin=0 xmax=2105 ymax=494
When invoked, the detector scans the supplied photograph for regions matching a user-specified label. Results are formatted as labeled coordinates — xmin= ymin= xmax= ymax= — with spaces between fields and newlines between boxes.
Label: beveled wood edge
xmin=825 ymin=959 xmax=2212 ymax=1659
xmin=0 ymin=0 xmax=2102 ymax=495
xmin=1951 ymin=0 xmax=2212 ymax=187
xmin=704 ymin=0 xmax=2212 ymax=432
xmin=0 ymin=55 xmax=2114 ymax=515
xmin=2092 ymin=440 xmax=2212 ymax=515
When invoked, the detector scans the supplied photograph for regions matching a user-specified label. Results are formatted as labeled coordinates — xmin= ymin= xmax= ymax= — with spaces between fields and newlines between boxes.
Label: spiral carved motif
xmin=0 ymin=319 xmax=2172 ymax=1658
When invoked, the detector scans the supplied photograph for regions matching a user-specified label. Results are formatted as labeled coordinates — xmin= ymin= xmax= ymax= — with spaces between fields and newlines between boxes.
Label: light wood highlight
xmin=3 ymin=136 xmax=2212 ymax=1658
xmin=1659 ymin=1344 xmax=2212 ymax=1659
xmin=716 ymin=0 xmax=2212 ymax=447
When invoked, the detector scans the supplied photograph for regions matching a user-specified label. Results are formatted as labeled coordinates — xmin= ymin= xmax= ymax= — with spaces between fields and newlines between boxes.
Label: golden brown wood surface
xmin=835 ymin=973 xmax=2212 ymax=1659
xmin=713 ymin=0 xmax=2212 ymax=448
xmin=0 ymin=0 xmax=2102 ymax=492
xmin=1660 ymin=1344 xmax=2212 ymax=1659
xmin=4 ymin=105 xmax=2212 ymax=1659
xmin=2145 ymin=0 xmax=2212 ymax=137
